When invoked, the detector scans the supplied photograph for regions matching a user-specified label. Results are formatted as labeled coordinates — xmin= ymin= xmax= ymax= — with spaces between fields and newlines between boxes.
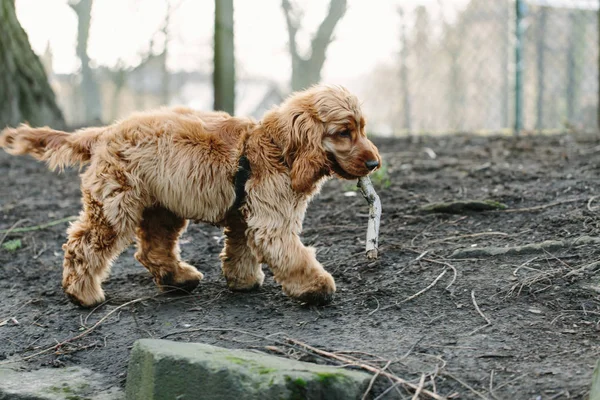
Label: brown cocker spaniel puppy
xmin=0 ymin=85 xmax=381 ymax=307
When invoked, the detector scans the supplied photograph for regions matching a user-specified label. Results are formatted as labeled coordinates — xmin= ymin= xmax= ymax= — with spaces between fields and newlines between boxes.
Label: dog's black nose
xmin=365 ymin=160 xmax=379 ymax=170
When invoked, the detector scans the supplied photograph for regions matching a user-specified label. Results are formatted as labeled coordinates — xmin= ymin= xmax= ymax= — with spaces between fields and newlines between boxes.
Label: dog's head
xmin=274 ymin=85 xmax=381 ymax=193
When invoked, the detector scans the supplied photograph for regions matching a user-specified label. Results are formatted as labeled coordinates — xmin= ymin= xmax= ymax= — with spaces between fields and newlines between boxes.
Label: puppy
xmin=0 ymin=85 xmax=381 ymax=307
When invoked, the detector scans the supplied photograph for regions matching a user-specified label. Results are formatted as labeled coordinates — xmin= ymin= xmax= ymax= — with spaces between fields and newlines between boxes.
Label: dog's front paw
xmin=156 ymin=262 xmax=204 ymax=294
xmin=284 ymin=271 xmax=336 ymax=306
xmin=62 ymin=280 xmax=106 ymax=308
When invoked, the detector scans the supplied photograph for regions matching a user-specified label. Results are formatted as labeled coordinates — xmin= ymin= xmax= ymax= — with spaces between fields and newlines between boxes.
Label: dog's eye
xmin=338 ymin=129 xmax=351 ymax=138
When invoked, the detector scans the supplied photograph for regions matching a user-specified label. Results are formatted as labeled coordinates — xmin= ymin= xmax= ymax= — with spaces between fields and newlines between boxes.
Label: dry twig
xmin=1 ymin=297 xmax=148 ymax=364
xmin=469 ymin=290 xmax=491 ymax=335
xmin=286 ymin=338 xmax=445 ymax=400
xmin=381 ymin=269 xmax=448 ymax=311
xmin=0 ymin=219 xmax=30 ymax=246
xmin=443 ymin=372 xmax=489 ymax=400
xmin=587 ymin=196 xmax=600 ymax=212
xmin=412 ymin=373 xmax=427 ymax=400
xmin=361 ymin=360 xmax=391 ymax=400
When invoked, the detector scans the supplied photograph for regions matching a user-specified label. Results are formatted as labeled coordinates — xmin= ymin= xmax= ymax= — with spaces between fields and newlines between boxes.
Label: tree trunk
xmin=0 ymin=0 xmax=64 ymax=128
xmin=213 ymin=0 xmax=235 ymax=114
xmin=282 ymin=0 xmax=347 ymax=92
xmin=398 ymin=7 xmax=411 ymax=131
xmin=69 ymin=0 xmax=102 ymax=123
xmin=566 ymin=10 xmax=586 ymax=123
xmin=535 ymin=6 xmax=547 ymax=131
xmin=501 ymin=0 xmax=510 ymax=129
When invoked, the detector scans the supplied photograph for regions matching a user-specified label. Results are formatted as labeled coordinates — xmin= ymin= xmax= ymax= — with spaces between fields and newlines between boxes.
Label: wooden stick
xmin=286 ymin=338 xmax=446 ymax=400
xmin=358 ymin=176 xmax=381 ymax=259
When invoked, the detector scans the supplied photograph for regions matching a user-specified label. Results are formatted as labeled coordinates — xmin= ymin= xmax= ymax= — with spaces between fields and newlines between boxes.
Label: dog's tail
xmin=0 ymin=125 xmax=104 ymax=170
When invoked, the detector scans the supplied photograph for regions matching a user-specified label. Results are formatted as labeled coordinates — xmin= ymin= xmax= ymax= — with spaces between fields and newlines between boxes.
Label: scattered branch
xmin=588 ymin=196 xmax=600 ymax=212
xmin=381 ymin=269 xmax=448 ymax=311
xmin=286 ymin=338 xmax=445 ymax=400
xmin=442 ymin=372 xmax=489 ymax=400
xmin=2 ymin=297 xmax=148 ymax=364
xmin=469 ymin=290 xmax=491 ymax=335
xmin=0 ymin=218 xmax=29 ymax=246
xmin=361 ymin=360 xmax=391 ymax=400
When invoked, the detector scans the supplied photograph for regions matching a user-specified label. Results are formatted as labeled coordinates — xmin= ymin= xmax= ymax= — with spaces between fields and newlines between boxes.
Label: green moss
xmin=46 ymin=384 xmax=91 ymax=399
xmin=2 ymin=239 xmax=22 ymax=252
xmin=293 ymin=377 xmax=307 ymax=387
xmin=315 ymin=372 xmax=346 ymax=386
xmin=284 ymin=375 xmax=308 ymax=400
xmin=48 ymin=383 xmax=72 ymax=394
xmin=225 ymin=356 xmax=247 ymax=365
xmin=258 ymin=367 xmax=276 ymax=375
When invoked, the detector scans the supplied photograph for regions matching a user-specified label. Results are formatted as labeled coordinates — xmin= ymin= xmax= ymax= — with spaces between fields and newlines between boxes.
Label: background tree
xmin=398 ymin=7 xmax=411 ymax=131
xmin=438 ymin=0 xmax=466 ymax=131
xmin=566 ymin=9 xmax=587 ymax=124
xmin=69 ymin=0 xmax=102 ymax=123
xmin=410 ymin=5 xmax=430 ymax=130
xmin=535 ymin=6 xmax=548 ymax=131
xmin=213 ymin=0 xmax=235 ymax=114
xmin=281 ymin=0 xmax=347 ymax=91
xmin=0 ymin=0 xmax=64 ymax=128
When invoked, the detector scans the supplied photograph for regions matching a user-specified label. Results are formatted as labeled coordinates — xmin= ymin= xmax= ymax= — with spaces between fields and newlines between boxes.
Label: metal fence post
xmin=515 ymin=0 xmax=526 ymax=135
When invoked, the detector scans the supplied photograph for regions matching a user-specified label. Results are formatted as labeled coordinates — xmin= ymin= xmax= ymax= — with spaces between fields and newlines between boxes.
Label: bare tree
xmin=535 ymin=6 xmax=548 ymax=131
xmin=398 ymin=7 xmax=411 ymax=132
xmin=438 ymin=0 xmax=466 ymax=131
xmin=0 ymin=0 xmax=64 ymax=128
xmin=69 ymin=0 xmax=102 ymax=122
xmin=566 ymin=9 xmax=587 ymax=124
xmin=281 ymin=0 xmax=347 ymax=91
xmin=213 ymin=0 xmax=235 ymax=114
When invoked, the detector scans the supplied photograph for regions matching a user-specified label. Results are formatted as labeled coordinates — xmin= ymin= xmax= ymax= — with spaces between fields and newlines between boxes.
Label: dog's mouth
xmin=326 ymin=152 xmax=361 ymax=180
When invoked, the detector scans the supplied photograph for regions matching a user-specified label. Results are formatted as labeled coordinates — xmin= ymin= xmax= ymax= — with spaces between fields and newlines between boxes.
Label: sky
xmin=15 ymin=0 xmax=598 ymax=87
xmin=14 ymin=0 xmax=460 ymax=85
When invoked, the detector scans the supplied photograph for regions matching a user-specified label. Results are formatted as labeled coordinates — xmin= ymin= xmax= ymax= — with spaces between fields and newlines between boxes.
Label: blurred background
xmin=3 ymin=0 xmax=599 ymax=135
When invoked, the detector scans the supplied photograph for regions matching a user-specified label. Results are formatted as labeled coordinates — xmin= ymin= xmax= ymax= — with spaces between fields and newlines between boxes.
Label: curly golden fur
xmin=0 ymin=85 xmax=380 ymax=307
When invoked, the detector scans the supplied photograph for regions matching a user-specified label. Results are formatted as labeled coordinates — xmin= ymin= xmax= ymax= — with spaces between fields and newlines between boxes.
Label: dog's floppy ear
xmin=288 ymin=111 xmax=327 ymax=194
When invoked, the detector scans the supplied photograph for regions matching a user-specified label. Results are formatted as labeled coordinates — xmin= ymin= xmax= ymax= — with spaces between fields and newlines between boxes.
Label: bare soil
xmin=1 ymin=133 xmax=600 ymax=399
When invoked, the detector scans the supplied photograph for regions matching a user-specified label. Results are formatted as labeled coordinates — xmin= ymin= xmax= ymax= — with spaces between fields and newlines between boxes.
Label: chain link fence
xmin=374 ymin=0 xmax=599 ymax=135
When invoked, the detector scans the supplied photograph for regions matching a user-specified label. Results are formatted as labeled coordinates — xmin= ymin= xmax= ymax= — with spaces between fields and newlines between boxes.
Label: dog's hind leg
xmin=220 ymin=211 xmax=264 ymax=291
xmin=62 ymin=190 xmax=137 ymax=307
xmin=134 ymin=206 xmax=204 ymax=294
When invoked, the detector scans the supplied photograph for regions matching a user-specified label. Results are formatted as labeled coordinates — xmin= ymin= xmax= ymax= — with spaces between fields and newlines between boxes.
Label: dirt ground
xmin=1 ymin=132 xmax=600 ymax=399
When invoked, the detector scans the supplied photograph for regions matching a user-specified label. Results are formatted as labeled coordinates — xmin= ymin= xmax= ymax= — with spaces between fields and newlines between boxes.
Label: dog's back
xmin=0 ymin=108 xmax=256 ymax=223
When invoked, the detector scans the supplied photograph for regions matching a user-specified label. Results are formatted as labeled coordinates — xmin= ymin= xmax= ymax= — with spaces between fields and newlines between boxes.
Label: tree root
xmin=420 ymin=200 xmax=507 ymax=214
xmin=450 ymin=235 xmax=600 ymax=258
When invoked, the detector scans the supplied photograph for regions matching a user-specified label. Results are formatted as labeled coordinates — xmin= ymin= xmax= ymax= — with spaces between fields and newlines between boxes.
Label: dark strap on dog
xmin=231 ymin=155 xmax=251 ymax=212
